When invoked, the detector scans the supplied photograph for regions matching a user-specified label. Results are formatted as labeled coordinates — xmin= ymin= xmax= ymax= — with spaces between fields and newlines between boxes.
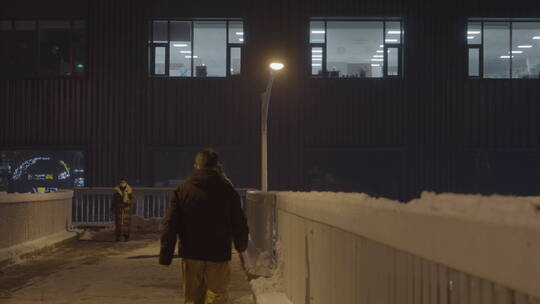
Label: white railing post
xmin=74 ymin=193 xmax=79 ymax=223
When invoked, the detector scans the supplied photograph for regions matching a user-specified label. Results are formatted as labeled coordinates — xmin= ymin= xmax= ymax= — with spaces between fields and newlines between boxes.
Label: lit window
xmin=310 ymin=18 xmax=403 ymax=78
xmin=194 ymin=21 xmax=226 ymax=77
xmin=170 ymin=21 xmax=192 ymax=77
xmin=230 ymin=47 xmax=241 ymax=75
xmin=467 ymin=20 xmax=540 ymax=79
xmin=149 ymin=19 xmax=244 ymax=77
xmin=0 ymin=20 xmax=87 ymax=78
xmin=512 ymin=22 xmax=540 ymax=78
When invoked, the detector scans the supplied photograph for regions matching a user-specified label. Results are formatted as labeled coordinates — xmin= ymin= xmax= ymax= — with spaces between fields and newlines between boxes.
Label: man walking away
xmin=159 ymin=149 xmax=249 ymax=304
xmin=112 ymin=177 xmax=134 ymax=242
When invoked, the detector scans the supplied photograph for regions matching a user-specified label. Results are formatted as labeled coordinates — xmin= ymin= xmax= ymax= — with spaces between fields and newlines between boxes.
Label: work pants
xmin=182 ymin=258 xmax=230 ymax=304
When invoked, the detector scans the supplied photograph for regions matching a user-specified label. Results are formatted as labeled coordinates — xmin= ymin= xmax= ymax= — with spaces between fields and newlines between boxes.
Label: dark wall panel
xmin=0 ymin=0 xmax=89 ymax=19
xmin=1 ymin=0 xmax=539 ymax=200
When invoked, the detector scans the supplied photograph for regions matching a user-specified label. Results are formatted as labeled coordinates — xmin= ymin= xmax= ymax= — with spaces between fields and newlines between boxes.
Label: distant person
xmin=160 ymin=148 xmax=249 ymax=304
xmin=112 ymin=177 xmax=133 ymax=242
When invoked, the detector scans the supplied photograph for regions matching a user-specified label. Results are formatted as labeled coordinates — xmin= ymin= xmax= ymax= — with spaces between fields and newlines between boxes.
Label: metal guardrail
xmin=72 ymin=187 xmax=252 ymax=226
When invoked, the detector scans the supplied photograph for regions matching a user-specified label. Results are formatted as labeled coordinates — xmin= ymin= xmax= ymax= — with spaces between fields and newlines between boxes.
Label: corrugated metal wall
xmin=1 ymin=0 xmax=539 ymax=200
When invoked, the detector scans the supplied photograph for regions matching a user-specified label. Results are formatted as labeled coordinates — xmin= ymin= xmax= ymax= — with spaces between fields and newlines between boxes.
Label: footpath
xmin=0 ymin=231 xmax=253 ymax=304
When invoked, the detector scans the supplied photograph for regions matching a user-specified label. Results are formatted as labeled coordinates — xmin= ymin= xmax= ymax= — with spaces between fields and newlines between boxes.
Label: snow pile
xmin=406 ymin=192 xmax=540 ymax=230
xmin=250 ymin=273 xmax=283 ymax=296
xmin=76 ymin=227 xmax=115 ymax=241
xmin=243 ymin=243 xmax=273 ymax=277
xmin=78 ymin=229 xmax=100 ymax=241
xmin=249 ymin=267 xmax=291 ymax=304
xmin=246 ymin=239 xmax=292 ymax=304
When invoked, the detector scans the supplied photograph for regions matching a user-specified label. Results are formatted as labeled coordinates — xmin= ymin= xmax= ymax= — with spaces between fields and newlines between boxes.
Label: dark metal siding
xmin=1 ymin=0 xmax=539 ymax=200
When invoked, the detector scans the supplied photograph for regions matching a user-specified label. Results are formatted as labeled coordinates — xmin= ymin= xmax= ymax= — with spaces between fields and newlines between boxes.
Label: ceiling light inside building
xmin=180 ymin=50 xmax=191 ymax=54
xmin=312 ymin=49 xmax=323 ymax=53
xmin=511 ymin=50 xmax=523 ymax=54
xmin=173 ymin=43 xmax=188 ymax=47
xmin=371 ymin=64 xmax=381 ymax=67
xmin=371 ymin=58 xmax=384 ymax=61
xmin=385 ymin=39 xmax=398 ymax=43
xmin=467 ymin=31 xmax=481 ymax=34
xmin=467 ymin=36 xmax=475 ymax=39
xmin=376 ymin=50 xmax=384 ymax=53
xmin=185 ymin=55 xmax=199 ymax=58
xmin=500 ymin=55 xmax=513 ymax=59
xmin=311 ymin=30 xmax=325 ymax=34
xmin=236 ymin=32 xmax=244 ymax=35
xmin=387 ymin=30 xmax=401 ymax=34
xmin=533 ymin=36 xmax=540 ymax=39
xmin=373 ymin=55 xmax=384 ymax=58
xmin=518 ymin=45 xmax=532 ymax=48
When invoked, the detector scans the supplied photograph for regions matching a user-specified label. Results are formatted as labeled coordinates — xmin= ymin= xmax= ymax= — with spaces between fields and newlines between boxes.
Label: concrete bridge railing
xmin=246 ymin=191 xmax=540 ymax=304
xmin=0 ymin=190 xmax=73 ymax=263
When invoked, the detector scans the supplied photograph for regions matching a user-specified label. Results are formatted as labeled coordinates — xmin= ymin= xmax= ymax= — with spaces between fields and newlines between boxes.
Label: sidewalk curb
xmin=0 ymin=231 xmax=79 ymax=268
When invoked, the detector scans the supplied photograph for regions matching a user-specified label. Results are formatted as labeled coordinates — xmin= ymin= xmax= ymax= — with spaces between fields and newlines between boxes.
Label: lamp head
xmin=269 ymin=62 xmax=284 ymax=71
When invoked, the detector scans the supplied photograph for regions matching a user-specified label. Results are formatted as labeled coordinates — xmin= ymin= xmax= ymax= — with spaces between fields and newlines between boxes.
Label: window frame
xmin=148 ymin=18 xmax=244 ymax=78
xmin=150 ymin=43 xmax=169 ymax=76
xmin=467 ymin=45 xmax=483 ymax=78
xmin=227 ymin=45 xmax=243 ymax=76
xmin=309 ymin=17 xmax=404 ymax=79
xmin=0 ymin=19 xmax=88 ymax=79
xmin=383 ymin=44 xmax=402 ymax=77
xmin=467 ymin=18 xmax=540 ymax=79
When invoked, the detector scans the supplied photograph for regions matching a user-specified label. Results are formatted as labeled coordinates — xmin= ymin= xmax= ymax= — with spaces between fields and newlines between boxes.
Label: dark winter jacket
xmin=159 ymin=169 xmax=249 ymax=265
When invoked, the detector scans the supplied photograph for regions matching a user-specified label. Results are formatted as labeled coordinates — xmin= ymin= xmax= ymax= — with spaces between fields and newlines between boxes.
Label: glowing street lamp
xmin=261 ymin=62 xmax=284 ymax=192
xmin=269 ymin=62 xmax=284 ymax=71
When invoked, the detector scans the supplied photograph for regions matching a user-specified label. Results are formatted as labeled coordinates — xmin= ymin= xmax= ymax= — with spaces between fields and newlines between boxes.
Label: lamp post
xmin=261 ymin=62 xmax=284 ymax=192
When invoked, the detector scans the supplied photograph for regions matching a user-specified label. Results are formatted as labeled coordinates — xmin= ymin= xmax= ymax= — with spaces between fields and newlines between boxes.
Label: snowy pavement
xmin=0 ymin=231 xmax=254 ymax=304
